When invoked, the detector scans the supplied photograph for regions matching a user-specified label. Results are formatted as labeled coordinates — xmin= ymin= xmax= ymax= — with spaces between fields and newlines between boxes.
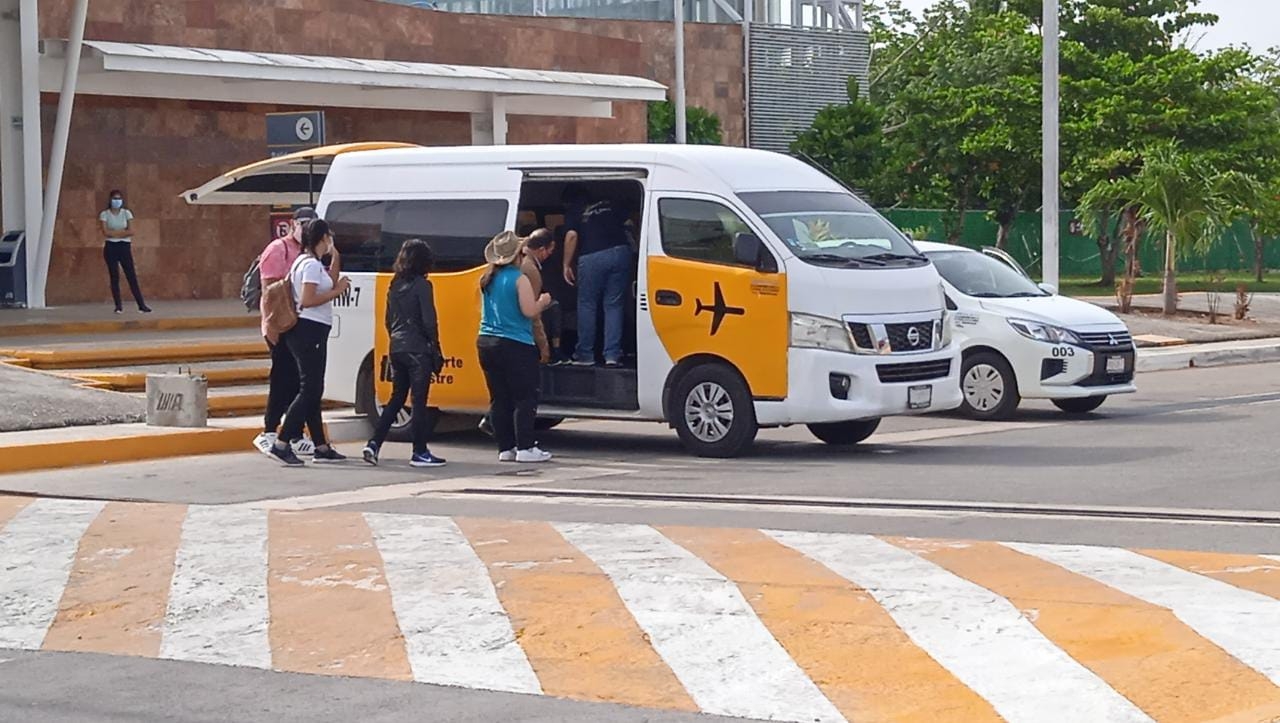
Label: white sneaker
xmin=498 ymin=449 xmax=517 ymax=462
xmin=516 ymin=447 xmax=553 ymax=463
xmin=253 ymin=432 xmax=277 ymax=458
xmin=291 ymin=437 xmax=316 ymax=456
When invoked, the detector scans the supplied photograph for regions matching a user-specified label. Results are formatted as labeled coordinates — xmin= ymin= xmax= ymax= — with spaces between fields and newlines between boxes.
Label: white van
xmin=312 ymin=144 xmax=961 ymax=457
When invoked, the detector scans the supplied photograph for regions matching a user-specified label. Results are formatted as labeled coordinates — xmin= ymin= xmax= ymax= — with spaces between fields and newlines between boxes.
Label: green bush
xmin=648 ymin=101 xmax=723 ymax=145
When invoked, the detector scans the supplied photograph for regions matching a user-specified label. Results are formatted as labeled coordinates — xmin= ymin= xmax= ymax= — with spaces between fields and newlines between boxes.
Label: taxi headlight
xmin=1007 ymin=318 xmax=1082 ymax=345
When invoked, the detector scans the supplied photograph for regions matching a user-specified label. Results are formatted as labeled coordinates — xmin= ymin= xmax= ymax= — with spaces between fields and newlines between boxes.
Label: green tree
xmin=647 ymin=101 xmax=723 ymax=145
xmin=789 ymin=79 xmax=890 ymax=204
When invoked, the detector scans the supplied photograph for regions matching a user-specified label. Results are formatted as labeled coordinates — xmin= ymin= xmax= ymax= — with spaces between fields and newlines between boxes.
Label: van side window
xmin=658 ymin=198 xmax=756 ymax=267
xmin=326 ymin=199 xmax=510 ymax=273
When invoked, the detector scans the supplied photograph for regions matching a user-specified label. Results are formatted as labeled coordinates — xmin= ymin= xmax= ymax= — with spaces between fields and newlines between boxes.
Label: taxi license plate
xmin=908 ymin=385 xmax=932 ymax=410
xmin=1106 ymin=355 xmax=1126 ymax=374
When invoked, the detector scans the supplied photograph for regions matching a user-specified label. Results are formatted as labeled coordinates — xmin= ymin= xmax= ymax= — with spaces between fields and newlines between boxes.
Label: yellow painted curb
xmin=208 ymin=394 xmax=349 ymax=417
xmin=76 ymin=367 xmax=271 ymax=392
xmin=0 ymin=427 xmax=260 ymax=475
xmin=0 ymin=315 xmax=259 ymax=339
xmin=0 ymin=342 xmax=268 ymax=370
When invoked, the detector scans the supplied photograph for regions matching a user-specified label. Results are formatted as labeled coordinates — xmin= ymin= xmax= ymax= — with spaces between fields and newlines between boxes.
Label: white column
xmin=19 ymin=0 xmax=43 ymax=305
xmin=470 ymin=111 xmax=494 ymax=146
xmin=1041 ymin=0 xmax=1060 ymax=288
xmin=33 ymin=0 xmax=90 ymax=309
xmin=0 ymin=0 xmax=25 ymax=230
xmin=491 ymin=95 xmax=507 ymax=146
xmin=674 ymin=0 xmax=687 ymax=143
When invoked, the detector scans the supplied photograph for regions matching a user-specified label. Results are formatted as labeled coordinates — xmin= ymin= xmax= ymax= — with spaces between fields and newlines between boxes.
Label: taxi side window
xmin=658 ymin=198 xmax=756 ymax=268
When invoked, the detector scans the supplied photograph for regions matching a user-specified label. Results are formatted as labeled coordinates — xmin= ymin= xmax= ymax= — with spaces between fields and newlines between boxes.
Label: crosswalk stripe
xmin=0 ymin=496 xmax=32 ymax=530
xmin=0 ymin=499 xmax=105 ymax=650
xmin=903 ymin=539 xmax=1280 ymax=722
xmin=160 ymin=507 xmax=271 ymax=669
xmin=1141 ymin=549 xmax=1280 ymax=601
xmin=455 ymin=518 xmax=699 ymax=711
xmin=661 ymin=526 xmax=1002 ymax=722
xmin=43 ymin=502 xmax=185 ymax=657
xmin=267 ymin=511 xmax=413 ymax=680
xmin=771 ymin=531 xmax=1153 ymax=723
xmin=363 ymin=513 xmax=541 ymax=695
xmin=1008 ymin=543 xmax=1280 ymax=687
xmin=556 ymin=522 xmax=845 ymax=723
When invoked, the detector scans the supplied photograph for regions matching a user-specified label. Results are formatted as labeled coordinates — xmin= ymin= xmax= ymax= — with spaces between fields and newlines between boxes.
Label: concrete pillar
xmin=491 ymin=95 xmax=508 ymax=146
xmin=470 ymin=111 xmax=494 ymax=145
xmin=470 ymin=96 xmax=508 ymax=146
xmin=18 ymin=0 xmax=44 ymax=306
xmin=0 ymin=0 xmax=25 ymax=231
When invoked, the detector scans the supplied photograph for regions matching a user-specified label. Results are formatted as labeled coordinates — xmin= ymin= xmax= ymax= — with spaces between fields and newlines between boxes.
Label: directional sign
xmin=266 ymin=111 xmax=326 ymax=158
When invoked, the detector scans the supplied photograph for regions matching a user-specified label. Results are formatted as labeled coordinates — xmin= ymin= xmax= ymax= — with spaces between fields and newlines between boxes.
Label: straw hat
xmin=484 ymin=230 xmax=524 ymax=265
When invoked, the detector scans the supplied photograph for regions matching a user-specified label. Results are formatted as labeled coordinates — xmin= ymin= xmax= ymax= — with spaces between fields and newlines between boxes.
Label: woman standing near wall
xmin=99 ymin=190 xmax=151 ymax=314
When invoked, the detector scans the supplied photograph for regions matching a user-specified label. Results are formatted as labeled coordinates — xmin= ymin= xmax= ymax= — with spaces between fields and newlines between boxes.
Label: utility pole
xmin=674 ymin=0 xmax=687 ymax=143
xmin=1042 ymin=0 xmax=1060 ymax=287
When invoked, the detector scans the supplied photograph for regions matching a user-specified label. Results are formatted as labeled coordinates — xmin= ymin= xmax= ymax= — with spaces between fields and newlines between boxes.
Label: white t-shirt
xmin=99 ymin=209 xmax=133 ymax=243
xmin=291 ymin=256 xmax=334 ymax=326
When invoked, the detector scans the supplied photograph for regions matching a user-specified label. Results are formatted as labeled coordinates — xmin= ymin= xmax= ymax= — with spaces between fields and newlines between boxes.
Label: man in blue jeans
xmin=561 ymin=185 xmax=634 ymax=367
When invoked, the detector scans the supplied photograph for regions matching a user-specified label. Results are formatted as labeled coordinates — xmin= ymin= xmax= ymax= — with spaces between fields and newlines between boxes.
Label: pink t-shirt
xmin=258 ymin=236 xmax=302 ymax=339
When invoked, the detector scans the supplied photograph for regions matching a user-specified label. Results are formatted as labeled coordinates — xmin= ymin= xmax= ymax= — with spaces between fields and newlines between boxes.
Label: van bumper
xmin=755 ymin=347 xmax=964 ymax=425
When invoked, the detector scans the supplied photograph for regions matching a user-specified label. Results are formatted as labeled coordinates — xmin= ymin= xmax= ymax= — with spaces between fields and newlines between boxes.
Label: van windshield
xmin=738 ymin=191 xmax=927 ymax=268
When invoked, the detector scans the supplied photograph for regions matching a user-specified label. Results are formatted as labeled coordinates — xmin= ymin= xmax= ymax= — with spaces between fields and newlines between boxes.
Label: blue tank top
xmin=479 ymin=266 xmax=534 ymax=346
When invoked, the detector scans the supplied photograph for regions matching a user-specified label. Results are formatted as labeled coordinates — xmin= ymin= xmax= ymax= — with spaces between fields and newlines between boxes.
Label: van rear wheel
xmin=671 ymin=364 xmax=757 ymax=458
xmin=808 ymin=419 xmax=881 ymax=446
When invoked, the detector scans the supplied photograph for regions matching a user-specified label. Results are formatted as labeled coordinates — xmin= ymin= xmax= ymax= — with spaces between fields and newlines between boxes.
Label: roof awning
xmin=39 ymin=40 xmax=667 ymax=118
xmin=179 ymin=142 xmax=419 ymax=206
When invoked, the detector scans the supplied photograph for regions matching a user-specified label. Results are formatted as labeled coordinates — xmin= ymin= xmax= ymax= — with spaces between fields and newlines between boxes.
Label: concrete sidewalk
xmin=1136 ymin=337 xmax=1280 ymax=372
xmin=0 ymin=299 xmax=255 ymax=338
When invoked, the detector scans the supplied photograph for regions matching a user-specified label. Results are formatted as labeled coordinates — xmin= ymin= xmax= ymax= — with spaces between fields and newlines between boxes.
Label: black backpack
xmin=240 ymin=254 xmax=263 ymax=311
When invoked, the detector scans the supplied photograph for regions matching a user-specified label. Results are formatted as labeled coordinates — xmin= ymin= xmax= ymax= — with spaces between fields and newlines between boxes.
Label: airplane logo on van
xmin=695 ymin=282 xmax=745 ymax=336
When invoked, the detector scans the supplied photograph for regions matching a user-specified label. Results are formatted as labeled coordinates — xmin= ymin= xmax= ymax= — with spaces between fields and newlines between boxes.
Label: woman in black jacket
xmin=363 ymin=239 xmax=446 ymax=467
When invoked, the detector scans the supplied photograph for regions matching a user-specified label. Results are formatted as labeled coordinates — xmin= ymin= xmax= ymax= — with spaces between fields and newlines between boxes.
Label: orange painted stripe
xmin=661 ymin=526 xmax=1001 ymax=722
xmin=0 ymin=495 xmax=33 ymax=529
xmin=455 ymin=518 xmax=698 ymax=711
xmin=897 ymin=539 xmax=1280 ymax=723
xmin=43 ymin=502 xmax=185 ymax=656
xmin=267 ymin=510 xmax=412 ymax=680
xmin=1141 ymin=549 xmax=1280 ymax=601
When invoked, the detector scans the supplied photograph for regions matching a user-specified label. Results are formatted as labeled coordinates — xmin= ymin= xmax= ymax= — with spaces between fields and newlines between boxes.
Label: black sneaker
xmin=269 ymin=444 xmax=305 ymax=467
xmin=313 ymin=447 xmax=347 ymax=463
xmin=138 ymin=305 xmax=152 ymax=313
xmin=362 ymin=441 xmax=380 ymax=466
xmin=410 ymin=451 xmax=447 ymax=468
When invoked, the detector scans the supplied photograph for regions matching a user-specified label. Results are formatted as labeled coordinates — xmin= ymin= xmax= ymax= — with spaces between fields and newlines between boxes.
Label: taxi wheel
xmin=671 ymin=364 xmax=758 ymax=458
xmin=960 ymin=351 xmax=1020 ymax=421
xmin=1053 ymin=396 xmax=1107 ymax=415
xmin=808 ymin=418 xmax=881 ymax=446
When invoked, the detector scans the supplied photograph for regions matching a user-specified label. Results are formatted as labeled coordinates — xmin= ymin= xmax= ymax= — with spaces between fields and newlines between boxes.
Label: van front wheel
xmin=808 ymin=418 xmax=881 ymax=446
xmin=671 ymin=364 xmax=757 ymax=458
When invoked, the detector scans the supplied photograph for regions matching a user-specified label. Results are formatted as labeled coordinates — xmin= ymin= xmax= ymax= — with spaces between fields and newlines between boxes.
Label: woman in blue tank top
xmin=478 ymin=231 xmax=553 ymax=463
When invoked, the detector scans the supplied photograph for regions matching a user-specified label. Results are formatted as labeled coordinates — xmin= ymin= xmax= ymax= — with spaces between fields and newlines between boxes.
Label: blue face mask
xmin=110 ymin=199 xmax=123 ymax=210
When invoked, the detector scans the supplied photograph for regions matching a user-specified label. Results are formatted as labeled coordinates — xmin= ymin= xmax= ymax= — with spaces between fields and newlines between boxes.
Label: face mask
xmin=110 ymin=199 xmax=123 ymax=209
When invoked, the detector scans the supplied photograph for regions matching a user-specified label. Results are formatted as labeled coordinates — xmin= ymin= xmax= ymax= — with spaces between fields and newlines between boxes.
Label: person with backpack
xmin=252 ymin=207 xmax=329 ymax=459
xmin=362 ymin=239 xmax=447 ymax=468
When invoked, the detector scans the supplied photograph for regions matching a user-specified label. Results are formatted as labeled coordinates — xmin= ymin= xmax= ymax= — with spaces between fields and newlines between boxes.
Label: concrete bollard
xmin=145 ymin=373 xmax=209 ymax=428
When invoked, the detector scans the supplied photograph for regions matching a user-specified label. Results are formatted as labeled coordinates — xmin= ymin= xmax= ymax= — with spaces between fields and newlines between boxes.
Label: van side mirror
xmin=733 ymin=233 xmax=777 ymax=273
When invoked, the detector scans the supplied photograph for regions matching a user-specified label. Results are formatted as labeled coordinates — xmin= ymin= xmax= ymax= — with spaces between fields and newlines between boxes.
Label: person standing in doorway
xmin=362 ymin=239 xmax=447 ymax=468
xmin=269 ymin=219 xmax=351 ymax=466
xmin=99 ymin=190 xmax=151 ymax=314
xmin=477 ymin=231 xmax=553 ymax=463
xmin=561 ymin=186 xmax=632 ymax=367
xmin=253 ymin=207 xmax=324 ymax=459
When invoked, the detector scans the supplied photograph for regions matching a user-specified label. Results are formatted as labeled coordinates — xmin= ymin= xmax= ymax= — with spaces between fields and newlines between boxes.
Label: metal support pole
xmin=0 ymin=0 xmax=26 ymax=231
xmin=742 ymin=0 xmax=751 ymax=148
xmin=34 ymin=0 xmax=90 ymax=309
xmin=674 ymin=0 xmax=687 ymax=144
xmin=1041 ymin=0 xmax=1060 ymax=288
xmin=18 ymin=0 xmax=42 ymax=306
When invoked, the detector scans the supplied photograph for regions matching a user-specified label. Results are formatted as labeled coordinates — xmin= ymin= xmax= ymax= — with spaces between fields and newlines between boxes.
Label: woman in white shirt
xmin=98 ymin=190 xmax=151 ymax=314
xmin=269 ymin=219 xmax=352 ymax=466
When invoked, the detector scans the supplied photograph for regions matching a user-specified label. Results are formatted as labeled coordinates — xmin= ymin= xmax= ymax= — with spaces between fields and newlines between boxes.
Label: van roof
xmin=330 ymin=144 xmax=845 ymax=194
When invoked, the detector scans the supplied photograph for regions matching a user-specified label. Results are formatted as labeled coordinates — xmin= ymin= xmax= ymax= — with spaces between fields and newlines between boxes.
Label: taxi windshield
xmin=927 ymin=249 xmax=1048 ymax=298
xmin=738 ymin=191 xmax=926 ymax=268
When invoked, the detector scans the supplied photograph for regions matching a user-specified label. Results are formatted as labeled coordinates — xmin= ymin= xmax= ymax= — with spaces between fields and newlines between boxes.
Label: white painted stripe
xmin=160 ymin=507 xmax=270 ymax=669
xmin=557 ymin=522 xmax=845 ymax=723
xmin=364 ymin=513 xmax=541 ymax=695
xmin=1263 ymin=554 xmax=1280 ymax=563
xmin=1009 ymin=542 xmax=1280 ymax=686
xmin=769 ymin=530 xmax=1152 ymax=723
xmin=0 ymin=499 xmax=104 ymax=649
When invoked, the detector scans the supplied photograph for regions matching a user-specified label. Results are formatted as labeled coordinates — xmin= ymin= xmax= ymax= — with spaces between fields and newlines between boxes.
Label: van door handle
xmin=654 ymin=290 xmax=683 ymax=306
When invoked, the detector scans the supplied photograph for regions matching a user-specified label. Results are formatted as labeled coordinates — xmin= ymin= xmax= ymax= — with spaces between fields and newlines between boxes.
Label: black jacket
xmin=385 ymin=276 xmax=440 ymax=358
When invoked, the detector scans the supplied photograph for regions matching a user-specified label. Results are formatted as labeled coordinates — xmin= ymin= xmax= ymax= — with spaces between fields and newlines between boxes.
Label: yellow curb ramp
xmin=76 ymin=367 xmax=271 ymax=392
xmin=208 ymin=394 xmax=350 ymax=418
xmin=0 ymin=315 xmax=258 ymax=339
xmin=0 ymin=427 xmax=261 ymax=475
xmin=1134 ymin=334 xmax=1189 ymax=348
xmin=0 ymin=342 xmax=268 ymax=370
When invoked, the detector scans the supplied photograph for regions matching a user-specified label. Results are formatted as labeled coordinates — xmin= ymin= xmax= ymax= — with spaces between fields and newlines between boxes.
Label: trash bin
xmin=0 ymin=231 xmax=27 ymax=308
xmin=145 ymin=373 xmax=209 ymax=428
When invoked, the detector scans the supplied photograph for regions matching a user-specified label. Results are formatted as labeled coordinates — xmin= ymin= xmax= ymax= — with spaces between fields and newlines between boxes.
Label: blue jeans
xmin=574 ymin=244 xmax=631 ymax=364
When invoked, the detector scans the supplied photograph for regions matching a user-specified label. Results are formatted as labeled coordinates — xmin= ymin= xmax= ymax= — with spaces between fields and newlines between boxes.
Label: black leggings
xmin=264 ymin=338 xmax=324 ymax=441
xmin=279 ymin=318 xmax=331 ymax=448
xmin=477 ymin=335 xmax=540 ymax=451
xmin=371 ymin=352 xmax=438 ymax=455
xmin=103 ymin=242 xmax=146 ymax=310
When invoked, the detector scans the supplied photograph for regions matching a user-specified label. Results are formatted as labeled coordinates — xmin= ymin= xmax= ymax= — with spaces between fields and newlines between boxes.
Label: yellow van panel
xmin=647 ymin=256 xmax=788 ymax=399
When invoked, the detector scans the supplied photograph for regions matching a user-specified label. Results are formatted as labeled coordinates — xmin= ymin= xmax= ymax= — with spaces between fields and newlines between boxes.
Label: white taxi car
xmin=917 ymin=241 xmax=1136 ymax=420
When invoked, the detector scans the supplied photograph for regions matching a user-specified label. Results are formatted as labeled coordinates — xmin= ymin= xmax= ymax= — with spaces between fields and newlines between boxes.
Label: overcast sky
xmin=890 ymin=0 xmax=1275 ymax=52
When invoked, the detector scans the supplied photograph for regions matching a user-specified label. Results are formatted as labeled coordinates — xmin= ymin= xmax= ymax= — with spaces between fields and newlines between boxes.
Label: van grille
xmin=876 ymin=359 xmax=952 ymax=384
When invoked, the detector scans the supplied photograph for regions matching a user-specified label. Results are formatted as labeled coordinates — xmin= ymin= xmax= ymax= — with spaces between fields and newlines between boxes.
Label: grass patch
xmin=1058 ymin=274 xmax=1280 ymax=298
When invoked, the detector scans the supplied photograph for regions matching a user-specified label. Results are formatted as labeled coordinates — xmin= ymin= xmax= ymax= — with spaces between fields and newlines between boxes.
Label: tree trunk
xmin=1098 ymin=236 xmax=1118 ymax=287
xmin=996 ymin=221 xmax=1011 ymax=250
xmin=1254 ymin=222 xmax=1265 ymax=284
xmin=1162 ymin=229 xmax=1178 ymax=315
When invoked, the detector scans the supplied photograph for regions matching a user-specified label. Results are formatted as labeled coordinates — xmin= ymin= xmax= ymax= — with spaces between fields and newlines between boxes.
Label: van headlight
xmin=790 ymin=313 xmax=854 ymax=353
xmin=1007 ymin=318 xmax=1082 ymax=345
xmin=937 ymin=313 xmax=953 ymax=348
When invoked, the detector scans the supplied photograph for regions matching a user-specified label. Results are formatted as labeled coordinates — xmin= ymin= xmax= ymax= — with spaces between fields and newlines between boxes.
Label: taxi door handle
xmin=655 ymin=290 xmax=683 ymax=306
